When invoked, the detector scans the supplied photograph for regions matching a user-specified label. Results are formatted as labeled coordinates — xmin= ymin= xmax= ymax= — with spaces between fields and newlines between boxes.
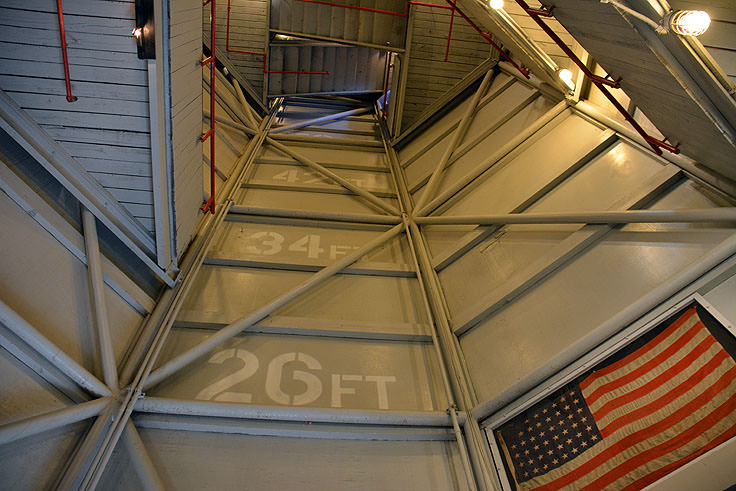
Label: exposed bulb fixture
xmin=489 ymin=0 xmax=504 ymax=10
xmin=600 ymin=0 xmax=711 ymax=36
xmin=558 ymin=68 xmax=575 ymax=91
xmin=665 ymin=10 xmax=710 ymax=36
xmin=132 ymin=27 xmax=142 ymax=38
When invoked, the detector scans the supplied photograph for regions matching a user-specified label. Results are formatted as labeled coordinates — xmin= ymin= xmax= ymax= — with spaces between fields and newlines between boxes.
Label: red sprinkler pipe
xmin=513 ymin=0 xmax=618 ymax=88
xmin=226 ymin=0 xmax=328 ymax=75
xmin=295 ymin=0 xmax=530 ymax=78
xmin=444 ymin=0 xmax=456 ymax=62
xmin=56 ymin=0 xmax=76 ymax=102
xmin=512 ymin=0 xmax=679 ymax=155
xmin=201 ymin=0 xmax=217 ymax=214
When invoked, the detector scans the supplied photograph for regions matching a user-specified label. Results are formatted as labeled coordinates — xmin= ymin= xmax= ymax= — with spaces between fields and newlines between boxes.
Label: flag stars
xmin=577 ymin=432 xmax=583 ymax=438
xmin=534 ymin=468 xmax=540 ymax=474
xmin=562 ymin=429 xmax=568 ymax=435
xmin=518 ymin=431 xmax=524 ymax=437
xmin=564 ymin=405 xmax=570 ymax=410
xmin=552 ymin=459 xmax=559 ymax=465
xmin=571 ymin=423 xmax=578 ymax=429
xmin=586 ymin=425 xmax=592 ymax=431
xmin=549 ymin=426 xmax=556 ymax=432
xmin=530 ymin=437 xmax=536 ymax=442
xmin=591 ymin=435 xmax=598 ymax=441
xmin=538 ymin=454 xmax=544 ymax=460
xmin=521 ymin=440 xmax=526 ymax=446
xmin=524 ymin=449 xmax=530 ymax=455
xmin=547 ymin=449 xmax=554 ymax=455
xmin=528 ymin=459 xmax=534 ymax=465
xmin=544 ymin=464 xmax=549 ymax=470
xmin=572 ymin=448 xmax=579 ymax=454
xmin=567 ymin=439 xmax=573 ymax=444
xmin=581 ymin=441 xmax=588 ymax=447
xmin=543 ymin=440 xmax=549 ymax=446
xmin=533 ymin=445 xmax=539 ymax=451
xmin=546 ymin=417 xmax=552 ymax=422
xmin=573 ymin=398 xmax=579 ymax=404
xmin=542 ymin=408 xmax=548 ymax=414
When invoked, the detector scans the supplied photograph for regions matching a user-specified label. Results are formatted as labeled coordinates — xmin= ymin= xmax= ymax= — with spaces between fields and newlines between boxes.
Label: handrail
xmin=513 ymin=0 xmax=679 ymax=156
xmin=201 ymin=0 xmax=216 ymax=214
xmin=55 ymin=0 xmax=76 ymax=102
xmin=226 ymin=0 xmax=329 ymax=75
xmin=296 ymin=0 xmax=531 ymax=78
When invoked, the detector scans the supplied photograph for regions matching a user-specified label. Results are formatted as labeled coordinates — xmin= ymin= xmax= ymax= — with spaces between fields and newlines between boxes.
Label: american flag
xmin=496 ymin=306 xmax=736 ymax=490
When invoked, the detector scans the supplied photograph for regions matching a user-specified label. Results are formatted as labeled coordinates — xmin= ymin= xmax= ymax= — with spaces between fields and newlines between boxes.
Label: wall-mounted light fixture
xmin=663 ymin=10 xmax=711 ymax=36
xmin=558 ymin=68 xmax=575 ymax=91
xmin=134 ymin=0 xmax=155 ymax=59
xmin=489 ymin=0 xmax=504 ymax=10
xmin=601 ymin=0 xmax=710 ymax=37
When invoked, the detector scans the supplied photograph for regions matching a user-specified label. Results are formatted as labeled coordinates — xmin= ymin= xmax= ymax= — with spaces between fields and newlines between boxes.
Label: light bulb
xmin=132 ymin=27 xmax=142 ymax=38
xmin=490 ymin=0 xmax=504 ymax=9
xmin=668 ymin=10 xmax=710 ymax=36
xmin=558 ymin=68 xmax=575 ymax=91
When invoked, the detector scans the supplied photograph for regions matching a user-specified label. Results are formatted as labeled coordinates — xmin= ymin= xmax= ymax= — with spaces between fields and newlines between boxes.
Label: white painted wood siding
xmin=204 ymin=0 xmax=268 ymax=96
xmin=0 ymin=1 xmax=157 ymax=234
xmin=402 ymin=3 xmax=493 ymax=131
xmin=171 ymin=0 xmax=204 ymax=258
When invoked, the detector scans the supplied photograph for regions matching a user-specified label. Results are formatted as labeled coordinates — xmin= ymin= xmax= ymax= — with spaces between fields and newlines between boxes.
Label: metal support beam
xmin=473 ymin=231 xmax=736 ymax=422
xmin=0 ymin=299 xmax=110 ymax=397
xmin=229 ymin=206 xmax=402 ymax=224
xmin=415 ymin=100 xmax=569 ymax=216
xmin=82 ymin=209 xmax=118 ymax=390
xmin=232 ymin=78 xmax=260 ymax=130
xmin=266 ymin=138 xmax=400 ymax=215
xmin=134 ymin=397 xmax=460 ymax=426
xmin=430 ymin=131 xmax=619 ymax=271
xmin=574 ymin=101 xmax=736 ymax=199
xmin=414 ymin=69 xmax=495 ymax=211
xmin=0 ymin=397 xmax=110 ymax=445
xmin=0 ymin=91 xmax=174 ymax=288
xmin=269 ymin=28 xmax=406 ymax=53
xmin=123 ymin=422 xmax=165 ymax=491
xmin=378 ymin=111 xmax=495 ymax=490
xmin=270 ymin=107 xmax=371 ymax=134
xmin=451 ymin=166 xmax=682 ymax=336
xmin=414 ymin=207 xmax=736 ymax=225
xmin=144 ymin=223 xmax=404 ymax=388
xmin=55 ymin=401 xmax=115 ymax=490
xmin=203 ymin=111 xmax=258 ymax=135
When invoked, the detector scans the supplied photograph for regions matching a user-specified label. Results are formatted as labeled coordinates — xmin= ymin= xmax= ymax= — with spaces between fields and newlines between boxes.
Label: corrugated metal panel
xmin=0 ymin=1 xmax=157 ymax=234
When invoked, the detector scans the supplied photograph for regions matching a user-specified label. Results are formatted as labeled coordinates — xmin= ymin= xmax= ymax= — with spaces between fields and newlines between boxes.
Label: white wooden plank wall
xmin=502 ymin=0 xmax=577 ymax=73
xmin=204 ymin=0 xmax=267 ymax=96
xmin=0 ymin=1 xmax=157 ymax=234
xmin=402 ymin=4 xmax=492 ymax=131
xmin=172 ymin=0 xmax=205 ymax=258
xmin=271 ymin=0 xmax=407 ymax=48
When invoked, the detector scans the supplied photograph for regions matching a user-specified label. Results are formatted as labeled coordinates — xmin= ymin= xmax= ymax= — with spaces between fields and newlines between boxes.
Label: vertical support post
xmin=378 ymin=107 xmax=497 ymax=490
xmin=82 ymin=209 xmax=118 ymax=391
xmin=148 ymin=0 xmax=175 ymax=270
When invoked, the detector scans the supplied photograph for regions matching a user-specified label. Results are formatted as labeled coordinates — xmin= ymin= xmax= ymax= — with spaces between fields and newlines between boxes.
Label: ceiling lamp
xmin=489 ymin=0 xmax=504 ymax=10
xmin=600 ymin=0 xmax=711 ymax=37
xmin=664 ymin=10 xmax=711 ymax=36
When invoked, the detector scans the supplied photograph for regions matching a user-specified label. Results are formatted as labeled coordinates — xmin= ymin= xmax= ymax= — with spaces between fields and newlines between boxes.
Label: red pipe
xmin=226 ymin=0 xmax=328 ymax=75
xmin=56 ymin=0 xmax=76 ymax=102
xmin=439 ymin=0 xmax=529 ymax=78
xmin=512 ymin=0 xmax=679 ymax=155
xmin=444 ymin=0 xmax=456 ymax=62
xmin=201 ymin=0 xmax=217 ymax=214
xmin=514 ymin=0 xmax=618 ymax=88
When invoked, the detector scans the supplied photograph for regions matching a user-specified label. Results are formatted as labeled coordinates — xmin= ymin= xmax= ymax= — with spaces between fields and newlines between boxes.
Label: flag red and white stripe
xmin=507 ymin=307 xmax=736 ymax=491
